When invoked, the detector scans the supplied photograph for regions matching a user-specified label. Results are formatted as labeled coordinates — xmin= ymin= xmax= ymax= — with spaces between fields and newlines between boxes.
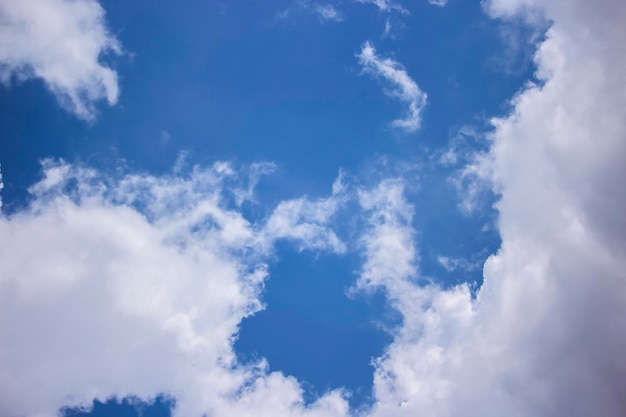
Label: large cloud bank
xmin=368 ymin=1 xmax=626 ymax=416
xmin=0 ymin=160 xmax=351 ymax=417
xmin=1 ymin=0 xmax=625 ymax=417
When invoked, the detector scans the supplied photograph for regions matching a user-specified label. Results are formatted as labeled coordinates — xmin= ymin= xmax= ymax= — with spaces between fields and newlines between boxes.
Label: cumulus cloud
xmin=0 ymin=0 xmax=122 ymax=120
xmin=0 ymin=160 xmax=352 ymax=417
xmin=363 ymin=1 xmax=626 ymax=416
xmin=357 ymin=42 xmax=427 ymax=132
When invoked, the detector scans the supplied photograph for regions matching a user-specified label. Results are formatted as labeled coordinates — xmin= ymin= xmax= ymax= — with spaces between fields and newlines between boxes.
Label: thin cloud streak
xmin=356 ymin=0 xmax=409 ymax=15
xmin=275 ymin=1 xmax=344 ymax=24
xmin=357 ymin=41 xmax=427 ymax=132
xmin=313 ymin=4 xmax=344 ymax=22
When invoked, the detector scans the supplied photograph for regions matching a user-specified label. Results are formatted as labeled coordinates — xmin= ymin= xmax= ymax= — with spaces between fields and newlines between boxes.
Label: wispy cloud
xmin=437 ymin=125 xmax=495 ymax=215
xmin=358 ymin=0 xmax=448 ymax=12
xmin=0 ymin=159 xmax=352 ymax=417
xmin=356 ymin=0 xmax=409 ymax=37
xmin=312 ymin=4 xmax=345 ymax=22
xmin=159 ymin=130 xmax=173 ymax=144
xmin=428 ymin=0 xmax=448 ymax=6
xmin=357 ymin=41 xmax=427 ymax=132
xmin=368 ymin=1 xmax=626 ymax=416
xmin=276 ymin=1 xmax=344 ymax=24
xmin=356 ymin=0 xmax=409 ymax=15
xmin=436 ymin=255 xmax=481 ymax=272
xmin=263 ymin=172 xmax=347 ymax=253
xmin=0 ymin=165 xmax=3 ymax=211
xmin=0 ymin=0 xmax=122 ymax=121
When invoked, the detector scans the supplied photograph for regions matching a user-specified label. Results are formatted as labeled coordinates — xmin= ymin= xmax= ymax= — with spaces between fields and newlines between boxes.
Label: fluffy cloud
xmin=0 ymin=0 xmax=121 ymax=120
xmin=364 ymin=1 xmax=626 ymax=416
xmin=0 ymin=160 xmax=352 ymax=417
xmin=436 ymin=255 xmax=481 ymax=272
xmin=357 ymin=42 xmax=427 ymax=132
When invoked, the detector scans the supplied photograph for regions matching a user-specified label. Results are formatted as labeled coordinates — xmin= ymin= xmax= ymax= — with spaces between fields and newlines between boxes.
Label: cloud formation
xmin=312 ymin=4 xmax=344 ymax=22
xmin=0 ymin=0 xmax=121 ymax=120
xmin=356 ymin=0 xmax=409 ymax=15
xmin=357 ymin=42 xmax=427 ymax=132
xmin=276 ymin=1 xmax=344 ymax=24
xmin=0 ymin=160 xmax=351 ymax=417
xmin=1 ymin=1 xmax=626 ymax=417
xmin=365 ymin=1 xmax=626 ymax=416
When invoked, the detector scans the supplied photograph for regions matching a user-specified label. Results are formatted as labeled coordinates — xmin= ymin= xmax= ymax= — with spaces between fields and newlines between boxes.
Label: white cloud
xmin=276 ymin=1 xmax=344 ymax=24
xmin=451 ymin=150 xmax=495 ymax=214
xmin=356 ymin=0 xmax=407 ymax=38
xmin=0 ymin=165 xmax=3 ymax=211
xmin=0 ymin=0 xmax=121 ymax=121
xmin=438 ymin=125 xmax=483 ymax=167
xmin=436 ymin=255 xmax=480 ymax=272
xmin=357 ymin=42 xmax=428 ymax=132
xmin=356 ymin=0 xmax=409 ymax=15
xmin=313 ymin=4 xmax=345 ymax=22
xmin=428 ymin=0 xmax=448 ymax=6
xmin=364 ymin=1 xmax=626 ymax=416
xmin=0 ymin=160 xmax=352 ymax=417
xmin=355 ymin=178 xmax=417 ymax=293
xmin=263 ymin=172 xmax=347 ymax=254
xmin=233 ymin=162 xmax=277 ymax=206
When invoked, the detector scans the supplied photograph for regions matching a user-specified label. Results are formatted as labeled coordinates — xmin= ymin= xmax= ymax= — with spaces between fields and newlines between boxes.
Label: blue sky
xmin=1 ymin=1 xmax=625 ymax=417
